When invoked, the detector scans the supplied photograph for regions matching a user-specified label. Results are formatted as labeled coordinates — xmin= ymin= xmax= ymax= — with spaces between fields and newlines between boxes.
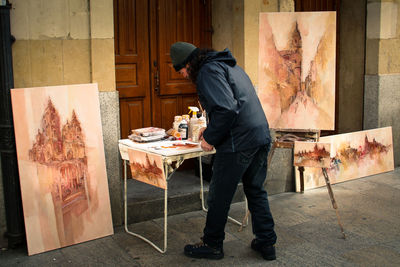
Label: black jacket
xmin=197 ymin=49 xmax=271 ymax=152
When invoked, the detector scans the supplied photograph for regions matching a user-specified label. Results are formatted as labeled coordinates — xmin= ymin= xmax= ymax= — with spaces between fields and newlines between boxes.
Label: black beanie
xmin=170 ymin=42 xmax=198 ymax=71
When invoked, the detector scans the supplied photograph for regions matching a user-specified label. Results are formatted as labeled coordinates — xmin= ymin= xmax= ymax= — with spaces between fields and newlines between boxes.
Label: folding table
xmin=118 ymin=139 xmax=248 ymax=253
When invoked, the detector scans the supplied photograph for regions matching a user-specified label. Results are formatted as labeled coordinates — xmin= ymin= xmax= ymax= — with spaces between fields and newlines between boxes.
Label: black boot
xmin=184 ymin=239 xmax=224 ymax=260
xmin=251 ymin=239 xmax=276 ymax=260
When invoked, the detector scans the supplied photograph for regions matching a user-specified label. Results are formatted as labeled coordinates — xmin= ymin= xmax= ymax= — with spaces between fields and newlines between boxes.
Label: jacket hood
xmin=204 ymin=49 xmax=237 ymax=67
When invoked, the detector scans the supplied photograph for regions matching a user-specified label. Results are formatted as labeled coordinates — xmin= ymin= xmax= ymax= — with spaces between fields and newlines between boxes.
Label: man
xmin=170 ymin=42 xmax=277 ymax=261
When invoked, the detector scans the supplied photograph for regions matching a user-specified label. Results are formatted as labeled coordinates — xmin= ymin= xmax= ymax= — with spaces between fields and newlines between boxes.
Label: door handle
xmin=154 ymin=70 xmax=160 ymax=94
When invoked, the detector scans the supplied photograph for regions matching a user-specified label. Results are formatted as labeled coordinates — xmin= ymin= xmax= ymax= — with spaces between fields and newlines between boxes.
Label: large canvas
xmin=258 ymin=12 xmax=336 ymax=130
xmin=294 ymin=141 xmax=331 ymax=168
xmin=295 ymin=127 xmax=394 ymax=191
xmin=11 ymin=84 xmax=113 ymax=255
xmin=128 ymin=149 xmax=166 ymax=189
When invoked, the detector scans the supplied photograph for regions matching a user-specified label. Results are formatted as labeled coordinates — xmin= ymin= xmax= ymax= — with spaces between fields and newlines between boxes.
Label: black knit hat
xmin=170 ymin=42 xmax=199 ymax=71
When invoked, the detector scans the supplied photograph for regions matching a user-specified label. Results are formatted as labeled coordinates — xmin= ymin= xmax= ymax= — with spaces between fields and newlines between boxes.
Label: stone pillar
xmin=364 ymin=0 xmax=400 ymax=166
xmin=0 ymin=1 xmax=25 ymax=248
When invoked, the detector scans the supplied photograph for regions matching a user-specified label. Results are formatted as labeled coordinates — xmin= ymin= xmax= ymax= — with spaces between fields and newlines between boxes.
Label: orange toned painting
xmin=295 ymin=127 xmax=394 ymax=191
xmin=128 ymin=149 xmax=166 ymax=189
xmin=11 ymin=84 xmax=113 ymax=255
xmin=294 ymin=142 xmax=331 ymax=168
xmin=258 ymin=12 xmax=336 ymax=130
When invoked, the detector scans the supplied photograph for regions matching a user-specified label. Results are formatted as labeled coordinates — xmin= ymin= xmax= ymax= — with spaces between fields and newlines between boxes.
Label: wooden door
xmin=114 ymin=0 xmax=212 ymax=137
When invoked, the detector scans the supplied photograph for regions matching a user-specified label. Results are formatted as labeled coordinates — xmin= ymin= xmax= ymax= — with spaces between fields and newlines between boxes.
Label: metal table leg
xmin=123 ymin=160 xmax=168 ymax=253
xmin=199 ymin=156 xmax=248 ymax=227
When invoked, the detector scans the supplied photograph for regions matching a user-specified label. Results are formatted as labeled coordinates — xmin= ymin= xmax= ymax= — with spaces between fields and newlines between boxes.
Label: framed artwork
xmin=128 ymin=149 xmax=166 ymax=189
xmin=258 ymin=12 xmax=336 ymax=130
xmin=295 ymin=127 xmax=394 ymax=191
xmin=11 ymin=84 xmax=113 ymax=255
xmin=294 ymin=141 xmax=331 ymax=168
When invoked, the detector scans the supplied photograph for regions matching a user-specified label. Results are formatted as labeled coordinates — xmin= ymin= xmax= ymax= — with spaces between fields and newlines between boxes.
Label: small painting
xmin=128 ymin=149 xmax=166 ymax=189
xmin=294 ymin=142 xmax=331 ymax=168
xmin=258 ymin=12 xmax=336 ymax=130
xmin=11 ymin=84 xmax=113 ymax=255
xmin=295 ymin=127 xmax=394 ymax=191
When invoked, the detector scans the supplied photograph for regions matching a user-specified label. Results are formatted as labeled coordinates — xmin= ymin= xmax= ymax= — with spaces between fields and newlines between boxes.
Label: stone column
xmin=364 ymin=0 xmax=400 ymax=166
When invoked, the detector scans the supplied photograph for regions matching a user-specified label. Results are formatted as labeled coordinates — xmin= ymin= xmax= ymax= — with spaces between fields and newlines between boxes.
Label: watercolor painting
xmin=294 ymin=141 xmax=331 ymax=168
xmin=11 ymin=84 xmax=113 ymax=255
xmin=128 ymin=149 xmax=166 ymax=189
xmin=295 ymin=127 xmax=394 ymax=191
xmin=258 ymin=12 xmax=336 ymax=130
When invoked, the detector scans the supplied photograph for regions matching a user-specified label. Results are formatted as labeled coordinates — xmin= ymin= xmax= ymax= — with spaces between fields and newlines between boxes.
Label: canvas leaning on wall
xmin=11 ymin=83 xmax=113 ymax=255
xmin=258 ymin=11 xmax=336 ymax=130
xmin=295 ymin=127 xmax=394 ymax=191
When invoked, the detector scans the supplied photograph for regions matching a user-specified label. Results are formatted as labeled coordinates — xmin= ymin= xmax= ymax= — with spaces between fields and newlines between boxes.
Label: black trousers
xmin=203 ymin=144 xmax=277 ymax=248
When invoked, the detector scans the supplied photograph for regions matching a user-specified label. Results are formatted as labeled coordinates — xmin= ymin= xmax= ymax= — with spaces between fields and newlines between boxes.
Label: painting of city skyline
xmin=128 ymin=149 xmax=166 ymax=189
xmin=294 ymin=142 xmax=331 ymax=168
xmin=11 ymin=84 xmax=113 ymax=255
xmin=295 ymin=127 xmax=394 ymax=191
xmin=258 ymin=12 xmax=336 ymax=130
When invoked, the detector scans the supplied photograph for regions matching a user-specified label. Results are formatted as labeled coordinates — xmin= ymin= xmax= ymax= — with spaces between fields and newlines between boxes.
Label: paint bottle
xmin=178 ymin=119 xmax=188 ymax=140
xmin=173 ymin=116 xmax=182 ymax=131
xmin=188 ymin=106 xmax=200 ymax=141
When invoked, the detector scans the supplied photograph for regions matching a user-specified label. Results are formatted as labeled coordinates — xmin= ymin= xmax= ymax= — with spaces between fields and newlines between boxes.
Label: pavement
xmin=1 ymin=168 xmax=399 ymax=266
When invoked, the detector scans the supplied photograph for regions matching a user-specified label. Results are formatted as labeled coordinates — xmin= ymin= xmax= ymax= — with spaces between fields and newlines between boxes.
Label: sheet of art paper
xmin=11 ymin=84 xmax=113 ymax=255
xmin=128 ymin=149 xmax=166 ymax=189
xmin=258 ymin=12 xmax=336 ymax=130
xmin=295 ymin=127 xmax=394 ymax=191
xmin=119 ymin=139 xmax=202 ymax=157
xmin=294 ymin=141 xmax=331 ymax=168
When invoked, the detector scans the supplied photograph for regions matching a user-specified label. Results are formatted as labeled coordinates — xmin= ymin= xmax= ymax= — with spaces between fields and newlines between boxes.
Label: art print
xmin=258 ymin=12 xmax=336 ymax=130
xmin=11 ymin=84 xmax=113 ymax=255
xmin=128 ymin=149 xmax=166 ymax=189
xmin=295 ymin=127 xmax=394 ymax=191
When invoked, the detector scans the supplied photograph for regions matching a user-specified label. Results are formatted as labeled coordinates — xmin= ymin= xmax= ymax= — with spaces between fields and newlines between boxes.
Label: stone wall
xmin=0 ymin=0 xmax=123 ymax=241
xmin=365 ymin=0 xmax=400 ymax=166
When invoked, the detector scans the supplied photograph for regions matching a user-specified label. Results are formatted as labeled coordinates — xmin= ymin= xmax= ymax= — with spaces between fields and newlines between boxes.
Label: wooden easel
xmin=239 ymin=129 xmax=346 ymax=239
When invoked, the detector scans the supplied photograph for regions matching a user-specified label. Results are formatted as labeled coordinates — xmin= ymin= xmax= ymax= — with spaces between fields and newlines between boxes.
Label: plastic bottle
xmin=178 ymin=119 xmax=188 ymax=140
xmin=173 ymin=115 xmax=182 ymax=131
xmin=188 ymin=107 xmax=199 ymax=141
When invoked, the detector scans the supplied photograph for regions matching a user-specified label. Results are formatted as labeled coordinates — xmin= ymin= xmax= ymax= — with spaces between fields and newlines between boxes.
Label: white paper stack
xmin=129 ymin=127 xmax=166 ymax=143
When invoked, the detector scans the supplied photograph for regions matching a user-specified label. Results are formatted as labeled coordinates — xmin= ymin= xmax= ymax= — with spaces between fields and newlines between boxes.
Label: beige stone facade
xmin=9 ymin=0 xmax=115 ymax=92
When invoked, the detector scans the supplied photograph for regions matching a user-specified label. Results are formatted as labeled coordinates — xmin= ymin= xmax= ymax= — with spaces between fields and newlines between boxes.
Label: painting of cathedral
xmin=128 ymin=149 xmax=166 ymax=189
xmin=258 ymin=12 xmax=336 ymax=130
xmin=294 ymin=142 xmax=331 ymax=168
xmin=11 ymin=84 xmax=113 ymax=255
xmin=295 ymin=127 xmax=394 ymax=191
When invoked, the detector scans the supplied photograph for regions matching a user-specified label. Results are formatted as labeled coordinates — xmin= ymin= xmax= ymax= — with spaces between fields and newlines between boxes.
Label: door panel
xmin=157 ymin=0 xmax=200 ymax=96
xmin=119 ymin=99 xmax=145 ymax=138
xmin=182 ymin=96 xmax=199 ymax=113
xmin=152 ymin=0 xmax=212 ymax=129
xmin=159 ymin=98 xmax=179 ymax=130
xmin=114 ymin=0 xmax=151 ymax=138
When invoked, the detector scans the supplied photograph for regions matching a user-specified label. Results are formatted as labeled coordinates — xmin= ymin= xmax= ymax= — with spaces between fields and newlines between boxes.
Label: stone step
xmin=126 ymin=169 xmax=246 ymax=224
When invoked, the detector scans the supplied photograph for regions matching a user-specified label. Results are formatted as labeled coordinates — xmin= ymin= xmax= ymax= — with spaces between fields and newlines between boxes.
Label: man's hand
xmin=198 ymin=127 xmax=206 ymax=141
xmin=200 ymin=138 xmax=214 ymax=151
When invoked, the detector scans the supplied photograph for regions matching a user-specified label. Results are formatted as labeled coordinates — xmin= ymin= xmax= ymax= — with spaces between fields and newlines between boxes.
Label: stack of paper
xmin=129 ymin=127 xmax=166 ymax=143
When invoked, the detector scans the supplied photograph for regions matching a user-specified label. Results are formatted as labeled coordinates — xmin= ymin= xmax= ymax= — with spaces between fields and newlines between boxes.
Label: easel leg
xmin=322 ymin=168 xmax=346 ymax=239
